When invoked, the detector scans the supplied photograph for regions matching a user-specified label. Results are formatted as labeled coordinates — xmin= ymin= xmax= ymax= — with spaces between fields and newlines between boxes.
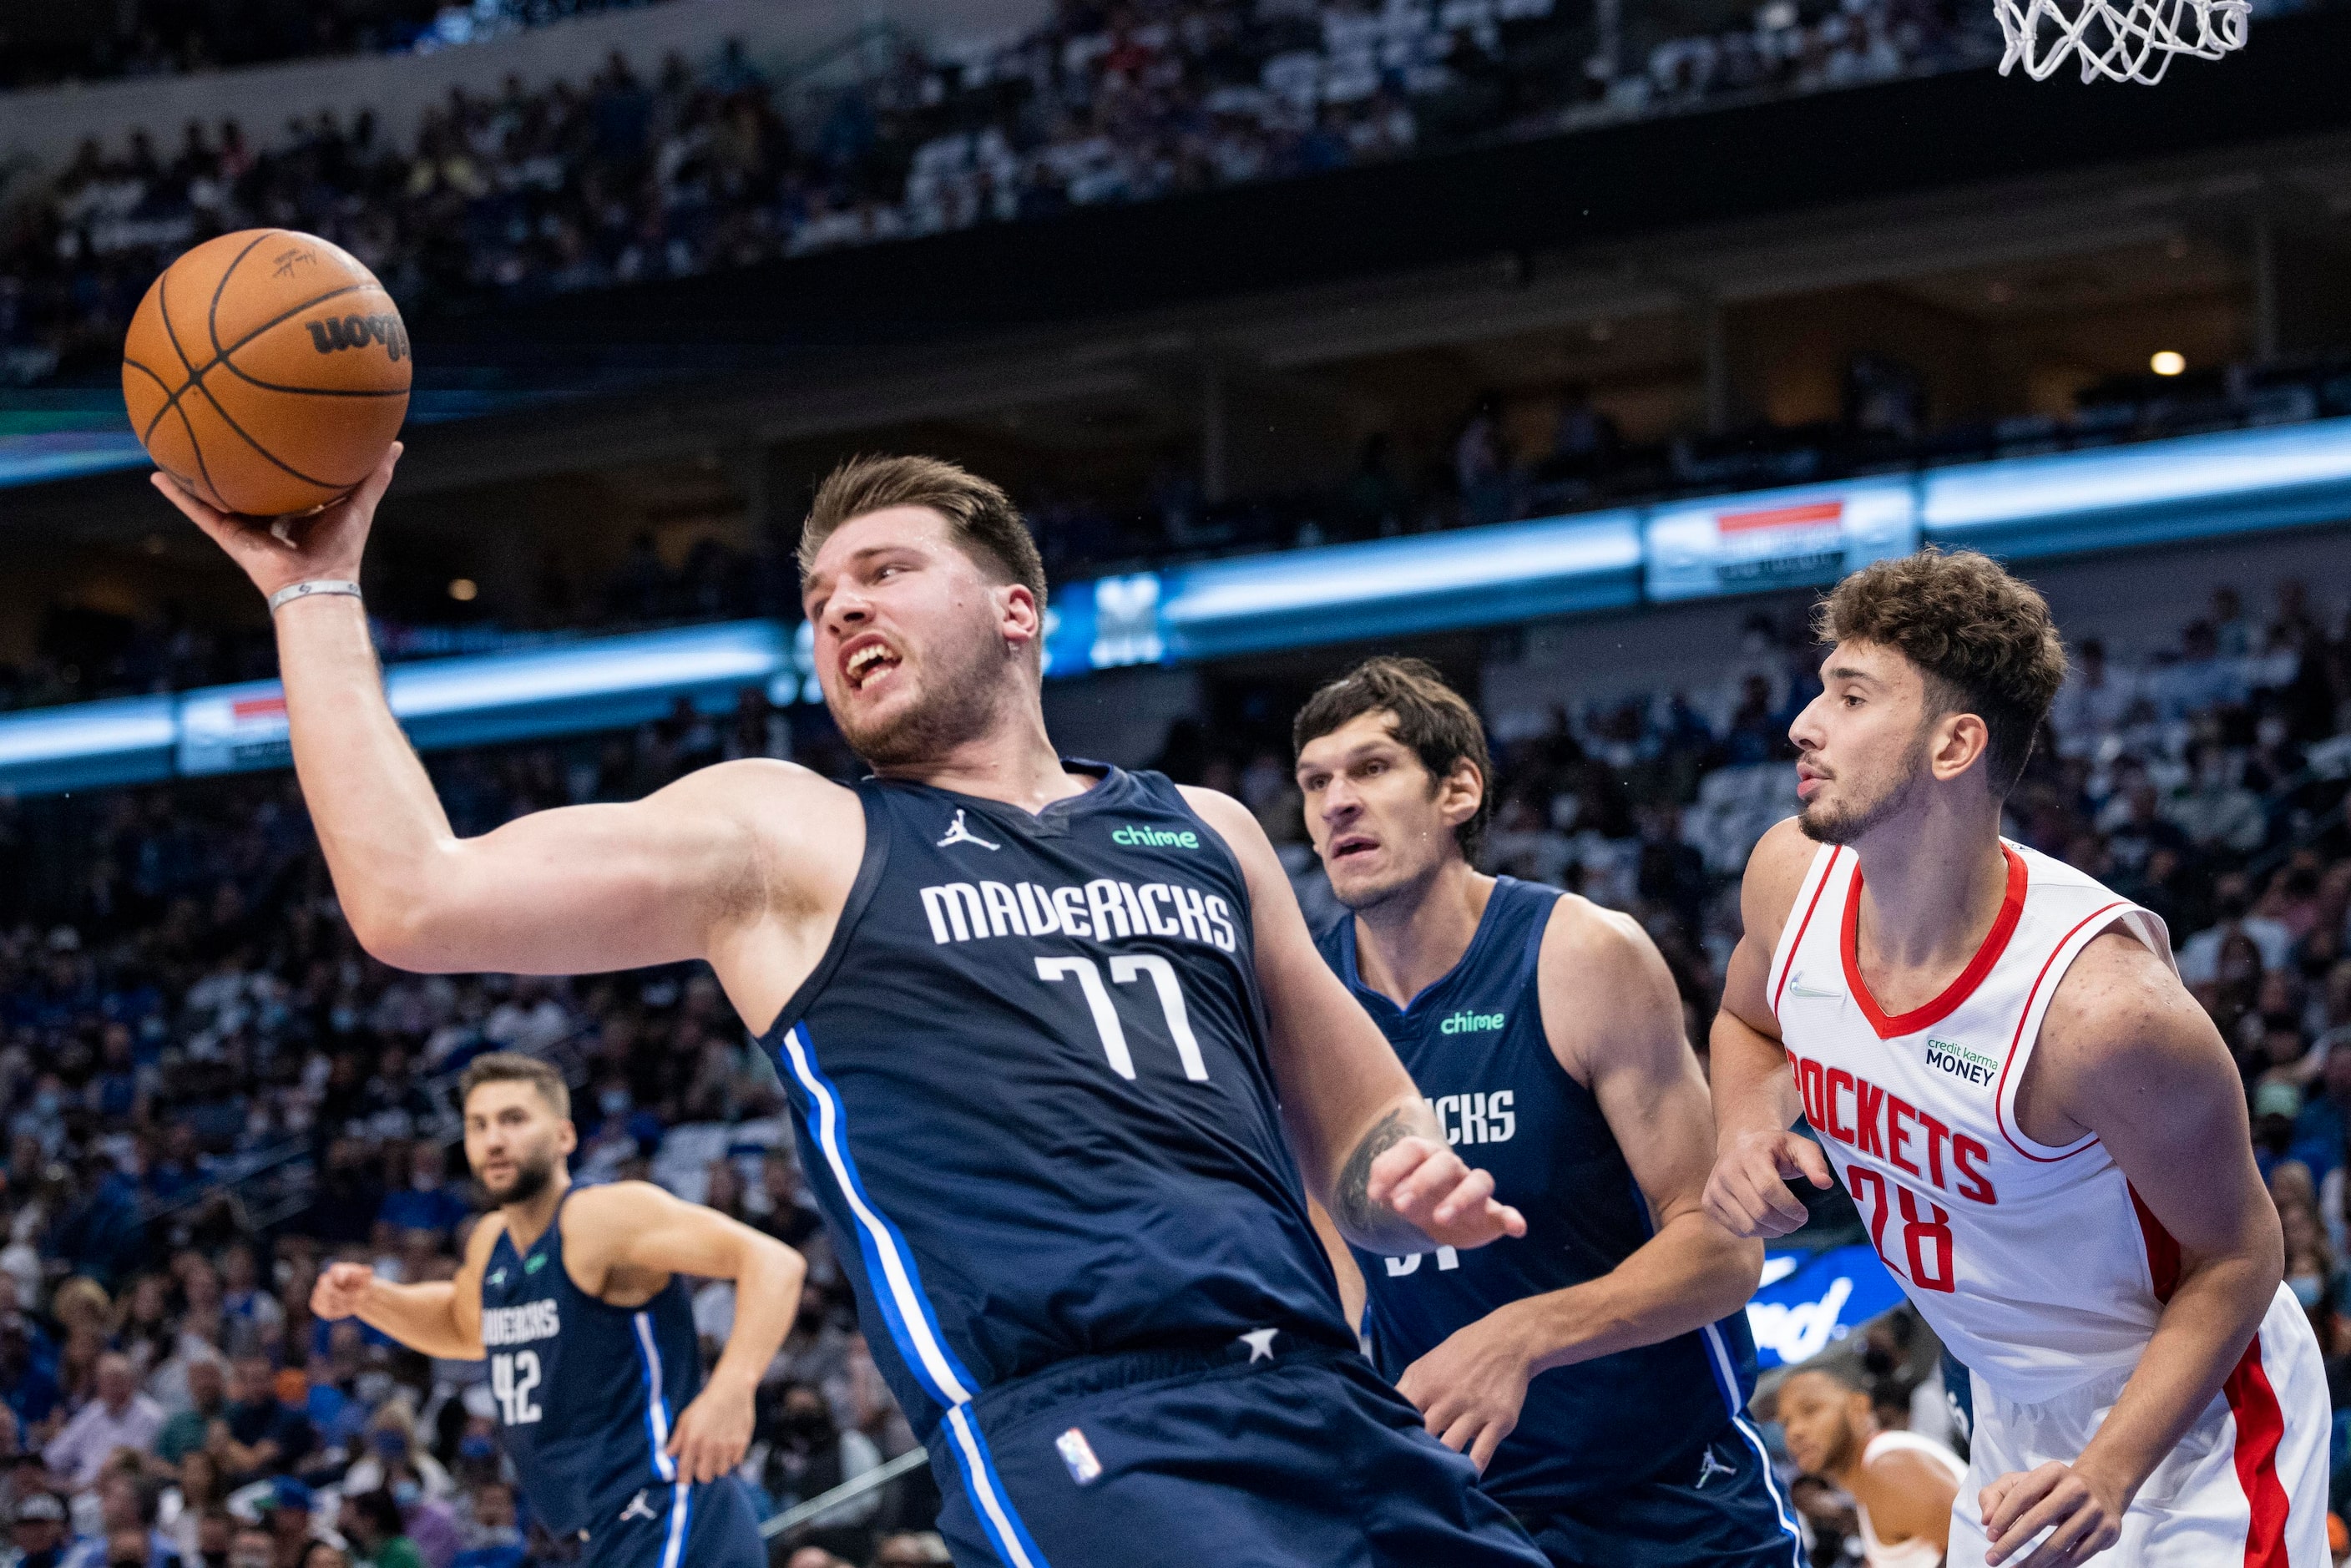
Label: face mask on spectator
xmin=458 ymin=1435 xmax=494 ymax=1463
xmin=2289 ymin=1273 xmax=2323 ymax=1308
xmin=372 ymin=1429 xmax=409 ymax=1459
xmin=392 ymin=1479 xmax=421 ymax=1508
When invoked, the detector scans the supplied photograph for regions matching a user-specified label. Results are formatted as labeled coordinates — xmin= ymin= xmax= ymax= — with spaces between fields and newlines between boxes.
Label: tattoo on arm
xmin=1332 ymin=1109 xmax=1430 ymax=1256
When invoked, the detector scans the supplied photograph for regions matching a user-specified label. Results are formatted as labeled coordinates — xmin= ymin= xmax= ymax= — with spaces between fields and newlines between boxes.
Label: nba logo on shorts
xmin=1055 ymin=1426 xmax=1103 ymax=1485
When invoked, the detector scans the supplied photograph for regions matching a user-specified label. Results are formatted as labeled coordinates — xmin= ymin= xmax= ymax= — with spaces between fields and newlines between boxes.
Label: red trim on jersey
xmin=1771 ymin=847 xmax=1843 ymax=1020
xmin=2225 ymin=1334 xmax=2292 ymax=1568
xmin=1841 ymin=845 xmax=2027 ymax=1039
xmin=1992 ymin=899 xmax=2127 ymax=1164
xmin=2130 ymin=1181 xmax=2180 ymax=1302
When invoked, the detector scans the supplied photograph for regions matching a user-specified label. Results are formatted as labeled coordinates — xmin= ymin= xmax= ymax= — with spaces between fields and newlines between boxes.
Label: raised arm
xmin=311 ymin=1214 xmax=495 ymax=1361
xmin=565 ymin=1181 xmax=807 ymax=1484
xmin=1397 ymin=901 xmax=1762 ymax=1469
xmin=1181 ymin=787 xmax=1524 ymax=1256
xmin=1979 ymin=932 xmax=2284 ymax=1566
xmin=150 ymin=453 xmax=844 ymax=989
xmin=1703 ymin=817 xmax=1835 ymax=1239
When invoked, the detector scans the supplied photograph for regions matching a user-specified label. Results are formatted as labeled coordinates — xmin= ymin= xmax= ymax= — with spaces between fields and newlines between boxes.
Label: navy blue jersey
xmin=478 ymin=1187 xmax=705 ymax=1538
xmin=1317 ymin=877 xmax=1758 ymax=1505
xmin=759 ymin=767 xmax=1352 ymax=1445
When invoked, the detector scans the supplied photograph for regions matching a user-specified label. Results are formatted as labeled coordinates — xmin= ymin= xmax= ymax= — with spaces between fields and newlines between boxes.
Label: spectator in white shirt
xmin=42 ymin=1354 xmax=162 ymax=1494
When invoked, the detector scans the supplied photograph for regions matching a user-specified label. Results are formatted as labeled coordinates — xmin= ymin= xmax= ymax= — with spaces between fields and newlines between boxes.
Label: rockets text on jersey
xmin=1769 ymin=837 xmax=2177 ymax=1402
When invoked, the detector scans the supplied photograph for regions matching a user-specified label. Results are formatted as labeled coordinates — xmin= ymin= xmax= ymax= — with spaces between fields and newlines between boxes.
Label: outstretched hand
xmin=666 ymin=1379 xmax=756 ymax=1485
xmin=1703 ymin=1128 xmax=1833 ymax=1239
xmin=310 ymin=1260 xmax=377 ymax=1321
xmin=1979 ymin=1460 xmax=2128 ymax=1567
xmin=1368 ymin=1135 xmax=1528 ymax=1250
xmin=151 ymin=441 xmax=402 ymax=600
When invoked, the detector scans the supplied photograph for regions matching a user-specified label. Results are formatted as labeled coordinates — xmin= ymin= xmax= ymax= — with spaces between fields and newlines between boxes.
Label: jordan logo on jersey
xmin=618 ymin=1490 xmax=659 ymax=1523
xmin=938 ymin=810 xmax=1000 ymax=851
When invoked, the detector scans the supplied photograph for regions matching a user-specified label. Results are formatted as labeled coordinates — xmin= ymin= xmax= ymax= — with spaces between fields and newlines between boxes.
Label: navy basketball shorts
xmin=1510 ymin=1417 xmax=1806 ymax=1568
xmin=923 ymin=1334 xmax=1550 ymax=1568
xmin=576 ymin=1474 xmax=766 ymax=1568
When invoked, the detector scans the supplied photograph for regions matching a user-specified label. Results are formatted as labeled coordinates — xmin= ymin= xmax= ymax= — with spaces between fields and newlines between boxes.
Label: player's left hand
xmin=665 ymin=1380 xmax=756 ymax=1485
xmin=1368 ymin=1136 xmax=1528 ymax=1250
xmin=1979 ymin=1460 xmax=2127 ymax=1566
xmin=1395 ymin=1307 xmax=1534 ymax=1473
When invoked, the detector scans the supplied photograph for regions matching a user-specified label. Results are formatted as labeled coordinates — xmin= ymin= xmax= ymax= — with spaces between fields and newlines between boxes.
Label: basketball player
xmin=155 ymin=450 xmax=1549 ymax=1568
xmin=1292 ymin=658 xmax=1802 ymax=1568
xmin=1702 ymin=549 xmax=2327 ymax=1567
xmin=309 ymin=1054 xmax=795 ymax=1566
xmin=1774 ymin=1365 xmax=1962 ymax=1567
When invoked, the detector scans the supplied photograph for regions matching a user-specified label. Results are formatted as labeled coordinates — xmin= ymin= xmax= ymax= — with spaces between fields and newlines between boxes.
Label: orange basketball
xmin=122 ymin=229 xmax=411 ymax=518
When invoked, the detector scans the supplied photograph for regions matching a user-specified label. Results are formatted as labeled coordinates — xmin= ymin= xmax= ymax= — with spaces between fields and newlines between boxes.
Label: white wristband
xmin=268 ymin=579 xmax=362 ymax=613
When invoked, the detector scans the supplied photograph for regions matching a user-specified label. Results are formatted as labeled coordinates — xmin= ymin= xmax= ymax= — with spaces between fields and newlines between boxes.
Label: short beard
xmin=1798 ymin=731 xmax=1930 ymax=846
xmin=482 ymin=1152 xmax=555 ymax=1210
xmin=833 ymin=643 xmax=1009 ymax=770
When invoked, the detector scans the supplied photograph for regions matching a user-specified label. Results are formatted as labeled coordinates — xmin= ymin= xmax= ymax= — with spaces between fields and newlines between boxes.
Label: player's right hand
xmin=1703 ymin=1128 xmax=1833 ymax=1239
xmin=1369 ymin=1136 xmax=1528 ymax=1250
xmin=310 ymin=1261 xmax=377 ymax=1322
xmin=151 ymin=441 xmax=400 ymax=600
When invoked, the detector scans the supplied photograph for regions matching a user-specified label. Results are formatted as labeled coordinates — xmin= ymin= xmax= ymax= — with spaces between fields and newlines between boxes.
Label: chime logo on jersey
xmin=919 ymin=877 xmax=1239 ymax=952
xmin=1438 ymin=1009 xmax=1504 ymax=1035
xmin=1110 ymin=822 xmax=1199 ymax=849
xmin=1923 ymin=1036 xmax=2002 ymax=1089
xmin=481 ymin=1299 xmax=560 ymax=1347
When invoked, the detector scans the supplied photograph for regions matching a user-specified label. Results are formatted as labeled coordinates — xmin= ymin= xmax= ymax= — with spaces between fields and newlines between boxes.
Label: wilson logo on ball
xmin=306 ymin=312 xmax=409 ymax=362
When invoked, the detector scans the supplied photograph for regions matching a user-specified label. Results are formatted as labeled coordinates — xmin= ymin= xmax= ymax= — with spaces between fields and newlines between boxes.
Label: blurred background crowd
xmin=0 ymin=565 xmax=2340 ymax=1564
xmin=3 ymin=0 xmax=2010 ymax=389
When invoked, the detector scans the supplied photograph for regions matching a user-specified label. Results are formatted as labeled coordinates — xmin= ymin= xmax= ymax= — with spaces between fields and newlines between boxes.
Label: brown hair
xmin=1292 ymin=657 xmax=1494 ymax=862
xmin=458 ymin=1053 xmax=569 ymax=1120
xmin=799 ymin=455 xmax=1048 ymax=614
xmin=1815 ymin=547 xmax=2067 ymax=797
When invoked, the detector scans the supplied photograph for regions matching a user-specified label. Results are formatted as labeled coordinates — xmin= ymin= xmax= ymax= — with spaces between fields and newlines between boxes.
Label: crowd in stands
xmin=0 ymin=564 xmax=2342 ymax=1562
xmin=0 ymin=0 xmax=2014 ymax=388
xmin=0 ymin=2 xmax=686 ymax=90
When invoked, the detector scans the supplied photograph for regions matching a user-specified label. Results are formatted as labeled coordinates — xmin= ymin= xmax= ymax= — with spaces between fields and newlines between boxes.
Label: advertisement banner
xmin=175 ymin=684 xmax=294 ymax=777
xmin=1747 ymin=1244 xmax=1907 ymax=1369
xmin=1646 ymin=479 xmax=1918 ymax=601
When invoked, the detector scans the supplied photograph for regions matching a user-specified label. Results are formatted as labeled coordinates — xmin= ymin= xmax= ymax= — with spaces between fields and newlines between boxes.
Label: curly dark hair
xmin=1815 ymin=548 xmax=2067 ymax=798
xmin=1292 ymin=656 xmax=1494 ymax=862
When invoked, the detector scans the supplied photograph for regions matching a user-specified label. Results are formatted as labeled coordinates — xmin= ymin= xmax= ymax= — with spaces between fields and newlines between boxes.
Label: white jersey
xmin=1767 ymin=837 xmax=2177 ymax=1404
xmin=1855 ymin=1430 xmax=1964 ymax=1568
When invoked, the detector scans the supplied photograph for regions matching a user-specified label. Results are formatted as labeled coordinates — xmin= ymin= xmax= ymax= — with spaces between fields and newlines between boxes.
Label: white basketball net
xmin=1995 ymin=0 xmax=2247 ymax=82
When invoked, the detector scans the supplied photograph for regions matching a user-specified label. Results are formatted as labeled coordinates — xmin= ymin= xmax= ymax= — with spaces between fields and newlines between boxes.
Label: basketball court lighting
xmin=2151 ymin=352 xmax=2187 ymax=376
xmin=448 ymin=578 xmax=479 ymax=601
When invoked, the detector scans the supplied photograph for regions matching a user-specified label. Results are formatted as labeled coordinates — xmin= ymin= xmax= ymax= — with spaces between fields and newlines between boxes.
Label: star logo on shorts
xmin=1239 ymin=1328 xmax=1279 ymax=1363
xmin=938 ymin=810 xmax=1000 ymax=851
xmin=618 ymin=1490 xmax=659 ymax=1523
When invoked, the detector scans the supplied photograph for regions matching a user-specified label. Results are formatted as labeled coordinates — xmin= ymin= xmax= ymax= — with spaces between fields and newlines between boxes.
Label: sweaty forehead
xmin=807 ymin=505 xmax=958 ymax=578
xmin=1298 ymin=709 xmax=1405 ymax=766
